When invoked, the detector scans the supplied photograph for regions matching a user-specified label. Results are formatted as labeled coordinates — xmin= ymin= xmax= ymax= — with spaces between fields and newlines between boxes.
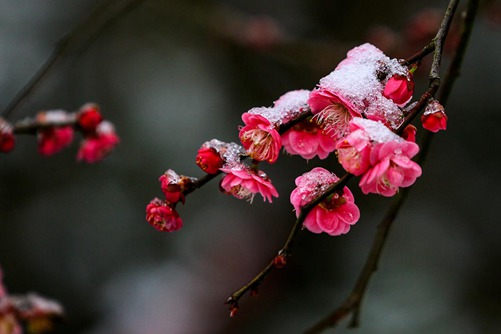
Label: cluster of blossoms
xmin=0 ymin=104 xmax=119 ymax=163
xmin=147 ymin=43 xmax=447 ymax=236
xmin=145 ymin=169 xmax=193 ymax=232
xmin=0 ymin=267 xmax=64 ymax=334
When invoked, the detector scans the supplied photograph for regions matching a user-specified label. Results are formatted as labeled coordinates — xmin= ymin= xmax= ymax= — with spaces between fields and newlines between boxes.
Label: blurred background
xmin=1 ymin=0 xmax=500 ymax=333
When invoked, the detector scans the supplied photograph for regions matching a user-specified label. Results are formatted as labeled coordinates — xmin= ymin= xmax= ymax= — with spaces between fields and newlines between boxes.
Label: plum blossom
xmin=383 ymin=74 xmax=414 ymax=106
xmin=145 ymin=198 xmax=183 ymax=232
xmin=38 ymin=126 xmax=74 ymax=156
xmin=337 ymin=118 xmax=422 ymax=196
xmin=282 ymin=117 xmax=336 ymax=160
xmin=0 ymin=267 xmax=64 ymax=334
xmin=336 ymin=127 xmax=373 ymax=176
xmin=220 ymin=162 xmax=278 ymax=203
xmin=308 ymin=88 xmax=361 ymax=140
xmin=0 ymin=119 xmax=15 ymax=153
xmin=239 ymin=112 xmax=282 ymax=163
xmin=159 ymin=169 xmax=187 ymax=205
xmin=309 ymin=43 xmax=409 ymax=134
xmin=77 ymin=121 xmax=119 ymax=163
xmin=359 ymin=140 xmax=422 ymax=196
xmin=77 ymin=103 xmax=103 ymax=132
xmin=421 ymin=99 xmax=447 ymax=132
xmin=290 ymin=167 xmax=360 ymax=236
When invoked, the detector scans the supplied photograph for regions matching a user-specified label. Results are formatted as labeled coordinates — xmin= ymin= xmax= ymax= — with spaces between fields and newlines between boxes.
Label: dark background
xmin=1 ymin=1 xmax=500 ymax=333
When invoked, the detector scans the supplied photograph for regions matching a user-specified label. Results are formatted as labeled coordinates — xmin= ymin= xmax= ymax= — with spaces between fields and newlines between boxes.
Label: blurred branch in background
xmin=1 ymin=0 xmax=145 ymax=120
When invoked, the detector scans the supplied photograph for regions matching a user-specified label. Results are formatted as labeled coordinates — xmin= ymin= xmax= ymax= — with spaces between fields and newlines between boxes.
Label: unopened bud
xmin=273 ymin=253 xmax=287 ymax=269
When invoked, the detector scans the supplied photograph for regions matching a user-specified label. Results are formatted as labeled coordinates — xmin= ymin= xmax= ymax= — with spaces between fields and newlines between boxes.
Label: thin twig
xmin=303 ymin=0 xmax=478 ymax=332
xmin=226 ymin=174 xmax=352 ymax=309
xmin=1 ymin=0 xmax=145 ymax=120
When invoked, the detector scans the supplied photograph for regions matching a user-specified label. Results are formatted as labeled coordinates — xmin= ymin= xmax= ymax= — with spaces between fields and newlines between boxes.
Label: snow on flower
xmin=77 ymin=121 xmax=119 ymax=163
xmin=290 ymin=167 xmax=360 ymax=236
xmin=38 ymin=126 xmax=74 ymax=156
xmin=220 ymin=162 xmax=278 ymax=203
xmin=282 ymin=117 xmax=336 ymax=159
xmin=239 ymin=112 xmax=282 ymax=163
xmin=421 ymin=99 xmax=447 ymax=132
xmin=196 ymin=139 xmax=244 ymax=174
xmin=159 ymin=169 xmax=186 ymax=205
xmin=272 ymin=89 xmax=311 ymax=124
xmin=145 ymin=198 xmax=183 ymax=232
xmin=309 ymin=43 xmax=408 ymax=135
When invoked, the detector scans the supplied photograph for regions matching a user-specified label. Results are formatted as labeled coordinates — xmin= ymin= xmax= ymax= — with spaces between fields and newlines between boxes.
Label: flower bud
xmin=0 ymin=119 xmax=15 ymax=153
xmin=383 ymin=74 xmax=414 ymax=106
xmin=401 ymin=124 xmax=417 ymax=142
xmin=273 ymin=253 xmax=287 ymax=269
xmin=78 ymin=103 xmax=103 ymax=132
xmin=196 ymin=147 xmax=224 ymax=174
xmin=421 ymin=99 xmax=447 ymax=132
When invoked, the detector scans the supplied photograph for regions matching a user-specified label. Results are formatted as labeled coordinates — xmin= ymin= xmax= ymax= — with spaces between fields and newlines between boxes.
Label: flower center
xmin=313 ymin=103 xmax=352 ymax=139
xmin=230 ymin=185 xmax=255 ymax=203
xmin=320 ymin=193 xmax=347 ymax=211
xmin=242 ymin=129 xmax=274 ymax=160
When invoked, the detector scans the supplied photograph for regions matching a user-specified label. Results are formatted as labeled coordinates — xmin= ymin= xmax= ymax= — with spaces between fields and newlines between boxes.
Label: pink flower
xmin=308 ymin=88 xmax=361 ymax=140
xmin=78 ymin=103 xmax=103 ymax=132
xmin=359 ymin=141 xmax=422 ymax=196
xmin=0 ymin=120 xmax=15 ymax=153
xmin=281 ymin=117 xmax=336 ymax=160
xmin=77 ymin=121 xmax=119 ymax=163
xmin=159 ymin=169 xmax=186 ymax=204
xmin=38 ymin=126 xmax=74 ymax=156
xmin=220 ymin=162 xmax=278 ymax=203
xmin=145 ymin=198 xmax=183 ymax=232
xmin=336 ymin=128 xmax=372 ymax=176
xmin=290 ymin=167 xmax=360 ymax=236
xmin=196 ymin=147 xmax=224 ymax=174
xmin=421 ymin=99 xmax=447 ymax=132
xmin=239 ymin=113 xmax=282 ymax=163
xmin=383 ymin=74 xmax=414 ymax=106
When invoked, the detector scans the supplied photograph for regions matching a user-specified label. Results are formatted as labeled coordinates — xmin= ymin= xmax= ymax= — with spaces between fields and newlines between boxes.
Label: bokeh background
xmin=1 ymin=0 xmax=500 ymax=333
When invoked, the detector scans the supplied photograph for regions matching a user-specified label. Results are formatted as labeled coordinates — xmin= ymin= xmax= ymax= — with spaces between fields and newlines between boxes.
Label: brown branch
xmin=1 ymin=0 xmax=145 ymax=120
xmin=225 ymin=174 xmax=352 ymax=313
xmin=303 ymin=0 xmax=479 ymax=332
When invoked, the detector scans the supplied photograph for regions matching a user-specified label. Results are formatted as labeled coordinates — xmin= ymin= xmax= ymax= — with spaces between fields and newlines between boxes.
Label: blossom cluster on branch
xmin=0 ymin=104 xmax=119 ymax=163
xmin=146 ymin=43 xmax=448 ymax=236
xmin=0 ymin=267 xmax=64 ymax=334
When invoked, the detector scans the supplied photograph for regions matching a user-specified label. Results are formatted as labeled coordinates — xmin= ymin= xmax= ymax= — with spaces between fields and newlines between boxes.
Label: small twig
xmin=1 ymin=0 xmax=145 ymax=120
xmin=12 ymin=117 xmax=77 ymax=136
xmin=303 ymin=0 xmax=478 ymax=332
xmin=225 ymin=174 xmax=352 ymax=308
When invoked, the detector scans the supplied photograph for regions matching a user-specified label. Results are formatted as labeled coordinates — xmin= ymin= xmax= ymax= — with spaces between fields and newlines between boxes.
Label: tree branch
xmin=303 ymin=0 xmax=479 ymax=332
xmin=1 ymin=0 xmax=145 ymax=120
xmin=225 ymin=174 xmax=352 ymax=314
